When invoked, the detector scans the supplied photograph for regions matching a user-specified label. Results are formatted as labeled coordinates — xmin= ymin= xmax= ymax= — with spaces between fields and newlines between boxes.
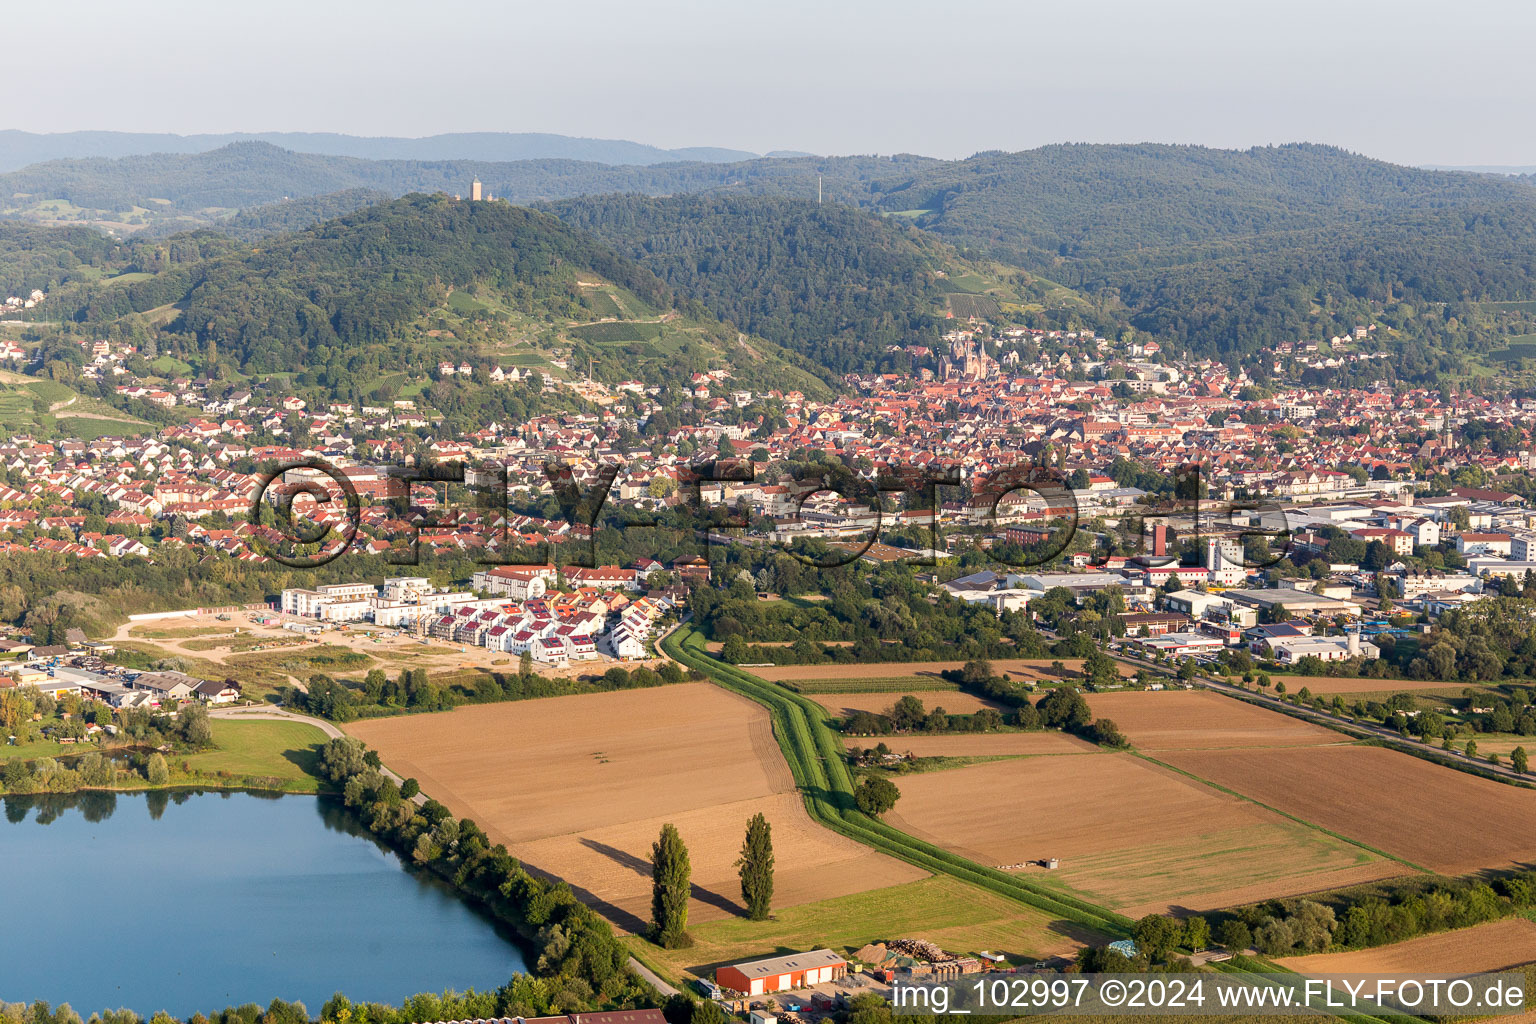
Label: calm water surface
xmin=1 ymin=790 xmax=527 ymax=1017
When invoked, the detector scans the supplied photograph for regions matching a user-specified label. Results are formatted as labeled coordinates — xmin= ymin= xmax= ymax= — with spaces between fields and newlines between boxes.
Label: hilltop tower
xmin=470 ymin=179 xmax=483 ymax=202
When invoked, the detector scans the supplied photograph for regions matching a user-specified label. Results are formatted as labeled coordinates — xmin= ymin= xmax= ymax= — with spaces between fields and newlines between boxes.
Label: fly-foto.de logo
xmin=246 ymin=455 xmax=1292 ymax=573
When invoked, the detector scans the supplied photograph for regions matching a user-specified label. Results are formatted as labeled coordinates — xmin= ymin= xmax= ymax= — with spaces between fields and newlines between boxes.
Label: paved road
xmin=212 ymin=704 xmax=343 ymax=737
xmin=628 ymin=957 xmax=679 ymax=997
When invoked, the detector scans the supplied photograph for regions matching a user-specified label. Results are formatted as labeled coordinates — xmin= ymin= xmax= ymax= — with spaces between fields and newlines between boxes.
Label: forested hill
xmin=544 ymin=194 xmax=1100 ymax=373
xmin=220 ymin=188 xmax=394 ymax=240
xmin=16 ymin=140 xmax=1535 ymax=254
xmin=39 ymin=194 xmax=832 ymax=396
xmin=862 ymin=144 xmax=1536 ymax=360
xmin=11 ymin=140 xmax=1536 ymax=364
xmin=861 ymin=143 xmax=1536 ymax=256
xmin=858 ymin=144 xmax=1536 ymax=367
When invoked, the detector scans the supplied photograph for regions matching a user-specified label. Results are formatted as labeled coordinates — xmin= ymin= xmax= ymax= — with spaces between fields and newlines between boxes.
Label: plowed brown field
xmin=1156 ymin=745 xmax=1536 ymax=874
xmin=346 ymin=684 xmax=927 ymax=932
xmin=1086 ymin=691 xmax=1345 ymax=750
xmin=881 ymin=753 xmax=1397 ymax=916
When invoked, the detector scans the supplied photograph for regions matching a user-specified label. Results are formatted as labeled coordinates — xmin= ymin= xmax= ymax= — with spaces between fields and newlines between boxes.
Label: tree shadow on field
xmin=520 ymin=857 xmax=652 ymax=934
xmin=567 ymin=882 xmax=652 ymax=935
xmin=581 ymin=837 xmax=748 ymax=917
xmin=282 ymin=742 xmax=324 ymax=779
xmin=582 ymin=837 xmax=652 ymax=875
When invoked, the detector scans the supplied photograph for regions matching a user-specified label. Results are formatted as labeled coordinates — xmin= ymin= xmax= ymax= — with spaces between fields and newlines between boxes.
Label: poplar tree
xmin=651 ymin=823 xmax=692 ymax=947
xmin=146 ymin=752 xmax=170 ymax=786
xmin=737 ymin=813 xmax=775 ymax=921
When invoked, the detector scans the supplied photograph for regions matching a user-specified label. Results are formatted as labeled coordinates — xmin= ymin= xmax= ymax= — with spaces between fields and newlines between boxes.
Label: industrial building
xmin=715 ymin=949 xmax=848 ymax=995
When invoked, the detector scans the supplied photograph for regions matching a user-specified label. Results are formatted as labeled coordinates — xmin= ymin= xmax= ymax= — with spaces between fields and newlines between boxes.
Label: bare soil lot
xmin=1280 ymin=917 xmax=1536 ymax=974
xmin=1086 ymin=691 xmax=1345 ymax=750
xmin=346 ymin=684 xmax=927 ymax=931
xmin=1156 ymin=745 xmax=1536 ymax=874
xmin=882 ymin=753 xmax=1396 ymax=917
xmin=117 ymin=611 xmax=667 ymax=684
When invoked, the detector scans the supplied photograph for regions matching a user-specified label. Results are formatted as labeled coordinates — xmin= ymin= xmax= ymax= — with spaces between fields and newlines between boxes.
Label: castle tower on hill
xmin=470 ymin=179 xmax=483 ymax=202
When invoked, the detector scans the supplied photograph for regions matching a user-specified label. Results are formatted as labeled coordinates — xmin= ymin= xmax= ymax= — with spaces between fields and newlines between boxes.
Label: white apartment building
xmin=381 ymin=577 xmax=434 ymax=602
xmin=281 ymin=582 xmax=378 ymax=618
xmin=318 ymin=598 xmax=371 ymax=622
xmin=472 ymin=565 xmax=552 ymax=600
xmin=1394 ymin=572 xmax=1480 ymax=598
xmin=1509 ymin=532 xmax=1536 ymax=562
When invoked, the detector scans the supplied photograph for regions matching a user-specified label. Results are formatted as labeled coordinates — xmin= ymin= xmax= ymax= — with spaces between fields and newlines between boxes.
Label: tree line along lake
xmin=1 ymin=789 xmax=528 ymax=1017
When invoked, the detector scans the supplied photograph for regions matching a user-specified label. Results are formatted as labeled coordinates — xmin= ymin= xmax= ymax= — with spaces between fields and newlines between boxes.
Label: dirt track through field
xmin=346 ymin=684 xmax=927 ymax=931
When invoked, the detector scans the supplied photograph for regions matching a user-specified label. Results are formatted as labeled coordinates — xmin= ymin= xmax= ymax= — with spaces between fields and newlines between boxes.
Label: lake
xmin=1 ymin=789 xmax=529 ymax=1017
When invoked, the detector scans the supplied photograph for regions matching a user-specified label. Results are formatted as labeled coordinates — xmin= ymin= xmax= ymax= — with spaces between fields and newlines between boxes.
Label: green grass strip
xmin=665 ymin=626 xmax=1131 ymax=937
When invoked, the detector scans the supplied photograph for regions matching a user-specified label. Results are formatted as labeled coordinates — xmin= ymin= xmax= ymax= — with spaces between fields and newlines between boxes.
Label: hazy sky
xmin=16 ymin=0 xmax=1536 ymax=165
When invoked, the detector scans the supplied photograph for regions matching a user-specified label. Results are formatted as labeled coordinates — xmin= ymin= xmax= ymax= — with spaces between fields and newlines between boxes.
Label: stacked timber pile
xmin=857 ymin=938 xmax=981 ymax=977
xmin=886 ymin=938 xmax=955 ymax=962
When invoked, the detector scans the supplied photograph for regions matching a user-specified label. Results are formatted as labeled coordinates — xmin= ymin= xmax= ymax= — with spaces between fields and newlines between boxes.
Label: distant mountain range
xmin=1422 ymin=164 xmax=1536 ymax=175
xmin=0 ymin=130 xmax=815 ymax=172
xmin=5 ymin=139 xmax=1536 ymax=373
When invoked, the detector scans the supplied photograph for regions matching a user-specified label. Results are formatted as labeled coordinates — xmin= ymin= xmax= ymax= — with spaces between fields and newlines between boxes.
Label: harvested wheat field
xmin=1156 ymin=745 xmax=1536 ymax=875
xmin=346 ymin=684 xmax=927 ymax=931
xmin=754 ymin=659 xmax=1127 ymax=684
xmin=812 ymin=691 xmax=1007 ymax=716
xmin=842 ymin=732 xmax=1100 ymax=757
xmin=1267 ymin=676 xmax=1476 ymax=695
xmin=1281 ymin=917 xmax=1536 ymax=974
xmin=1086 ymin=691 xmax=1345 ymax=750
xmin=882 ymin=753 xmax=1396 ymax=916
